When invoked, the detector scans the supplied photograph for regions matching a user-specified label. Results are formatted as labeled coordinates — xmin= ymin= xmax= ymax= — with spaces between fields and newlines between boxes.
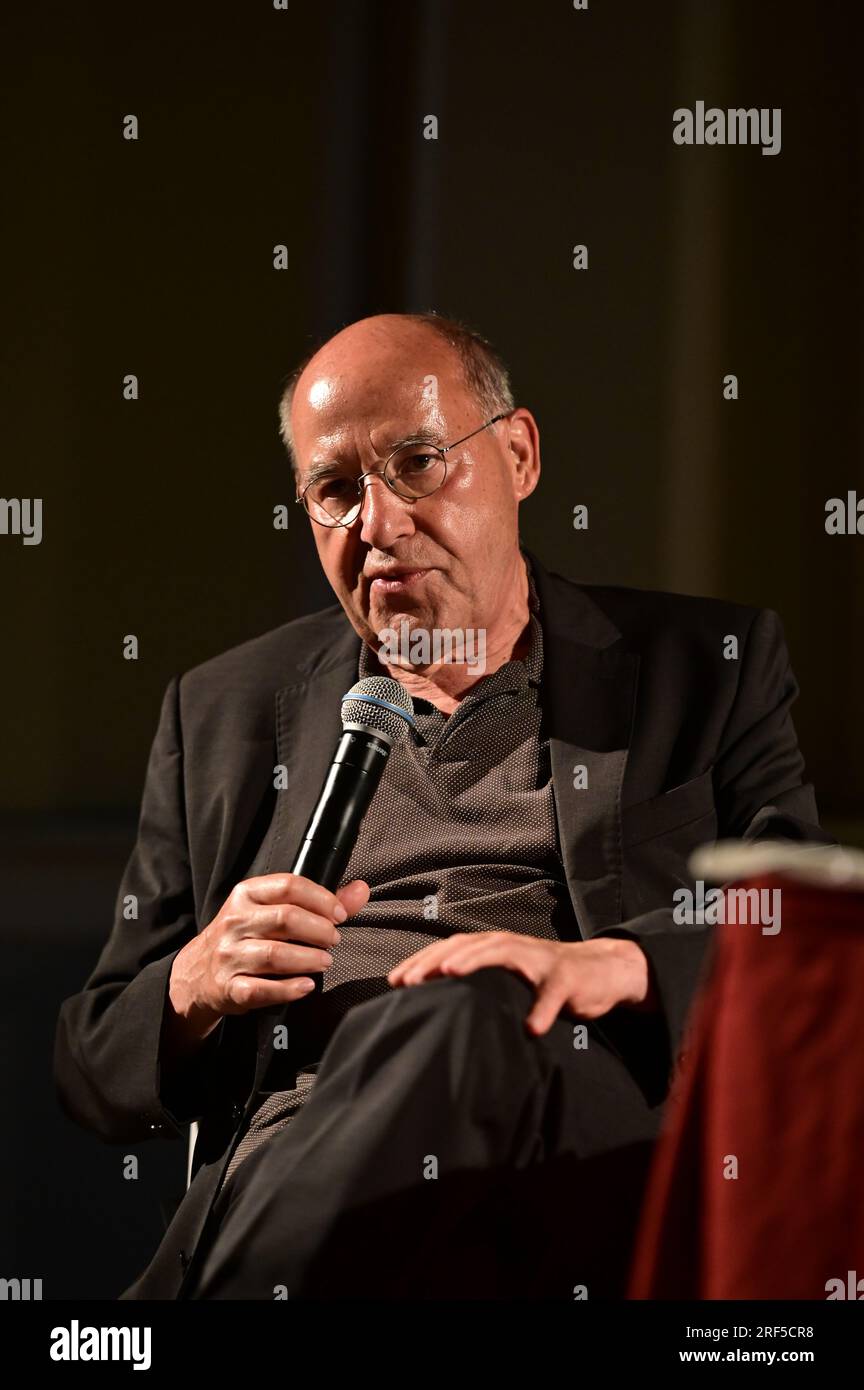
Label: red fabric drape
xmin=628 ymin=874 xmax=864 ymax=1300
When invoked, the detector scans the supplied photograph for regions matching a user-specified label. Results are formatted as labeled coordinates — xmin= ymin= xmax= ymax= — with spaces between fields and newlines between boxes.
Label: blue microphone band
xmin=340 ymin=691 xmax=417 ymax=728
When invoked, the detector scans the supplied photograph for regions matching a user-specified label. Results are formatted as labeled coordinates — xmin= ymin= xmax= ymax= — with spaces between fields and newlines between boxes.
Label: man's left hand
xmin=387 ymin=931 xmax=659 ymax=1035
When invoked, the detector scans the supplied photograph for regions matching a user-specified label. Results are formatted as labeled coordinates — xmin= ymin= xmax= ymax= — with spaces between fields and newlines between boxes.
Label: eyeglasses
xmin=295 ymin=412 xmax=510 ymax=528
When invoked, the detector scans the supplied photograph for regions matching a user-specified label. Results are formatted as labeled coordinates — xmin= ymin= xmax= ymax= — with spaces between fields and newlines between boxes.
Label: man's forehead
xmin=299 ymin=372 xmax=453 ymax=418
xmin=293 ymin=377 xmax=466 ymax=459
xmin=297 ymin=415 xmax=449 ymax=475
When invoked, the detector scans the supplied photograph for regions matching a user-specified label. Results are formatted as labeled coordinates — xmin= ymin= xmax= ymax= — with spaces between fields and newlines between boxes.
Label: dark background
xmin=2 ymin=0 xmax=861 ymax=1297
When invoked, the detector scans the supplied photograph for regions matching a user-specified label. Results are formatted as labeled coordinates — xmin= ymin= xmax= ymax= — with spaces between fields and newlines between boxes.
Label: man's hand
xmin=387 ymin=931 xmax=658 ymax=1035
xmin=166 ymin=874 xmax=369 ymax=1046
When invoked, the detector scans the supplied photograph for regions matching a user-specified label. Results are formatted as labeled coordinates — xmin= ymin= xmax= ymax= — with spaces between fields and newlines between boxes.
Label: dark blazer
xmin=53 ymin=550 xmax=829 ymax=1298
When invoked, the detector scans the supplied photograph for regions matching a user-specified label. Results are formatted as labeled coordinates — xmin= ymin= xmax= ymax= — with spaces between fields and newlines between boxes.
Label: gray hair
xmin=277 ymin=311 xmax=515 ymax=473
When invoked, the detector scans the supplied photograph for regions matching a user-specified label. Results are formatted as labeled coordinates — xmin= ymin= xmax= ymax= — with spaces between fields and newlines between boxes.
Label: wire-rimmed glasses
xmin=296 ymin=412 xmax=510 ymax=527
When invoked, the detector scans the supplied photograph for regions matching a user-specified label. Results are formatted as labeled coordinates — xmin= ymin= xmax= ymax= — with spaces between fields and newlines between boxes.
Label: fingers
xmin=234 ymin=937 xmax=335 ymax=977
xmin=386 ymin=932 xmax=568 ymax=1037
xmin=387 ymin=933 xmax=476 ymax=986
xmin=246 ymin=901 xmax=342 ymax=947
xmin=201 ymin=874 xmax=374 ymax=1020
xmin=524 ymin=981 xmax=569 ymax=1036
xmin=436 ymin=938 xmax=544 ymax=984
xmin=241 ymin=873 xmax=349 ymax=923
xmin=225 ymin=973 xmax=321 ymax=1012
xmin=240 ymin=878 xmax=371 ymax=946
xmin=389 ymin=932 xmax=542 ymax=988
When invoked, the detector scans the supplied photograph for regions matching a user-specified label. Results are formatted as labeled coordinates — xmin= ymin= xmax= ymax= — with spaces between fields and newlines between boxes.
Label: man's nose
xmin=357 ymin=472 xmax=415 ymax=547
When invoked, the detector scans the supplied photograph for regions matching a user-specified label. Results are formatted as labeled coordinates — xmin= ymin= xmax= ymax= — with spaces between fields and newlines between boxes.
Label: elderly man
xmin=55 ymin=312 xmax=828 ymax=1300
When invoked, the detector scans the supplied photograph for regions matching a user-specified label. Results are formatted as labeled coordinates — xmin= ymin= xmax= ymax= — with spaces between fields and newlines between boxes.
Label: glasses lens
xmin=385 ymin=444 xmax=446 ymax=499
xmin=304 ymin=477 xmax=360 ymax=527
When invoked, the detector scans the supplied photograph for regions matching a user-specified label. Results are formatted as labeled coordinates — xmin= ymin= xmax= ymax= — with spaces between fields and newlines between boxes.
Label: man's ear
xmin=506 ymin=408 xmax=541 ymax=501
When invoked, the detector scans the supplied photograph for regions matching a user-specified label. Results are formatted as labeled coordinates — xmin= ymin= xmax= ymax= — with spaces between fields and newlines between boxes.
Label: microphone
xmin=291 ymin=675 xmax=416 ymax=892
xmin=254 ymin=676 xmax=415 ymax=1093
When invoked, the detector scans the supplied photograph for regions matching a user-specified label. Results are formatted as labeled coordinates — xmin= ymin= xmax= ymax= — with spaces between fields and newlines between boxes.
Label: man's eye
xmin=395 ymin=452 xmax=436 ymax=473
xmin=317 ymin=477 xmax=354 ymax=499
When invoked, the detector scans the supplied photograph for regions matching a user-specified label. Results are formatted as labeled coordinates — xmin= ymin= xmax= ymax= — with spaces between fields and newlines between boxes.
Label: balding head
xmin=279 ymin=313 xmax=513 ymax=471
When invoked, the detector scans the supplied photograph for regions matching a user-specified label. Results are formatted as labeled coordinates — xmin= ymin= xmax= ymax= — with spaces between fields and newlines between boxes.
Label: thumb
xmin=335 ymin=879 xmax=370 ymax=918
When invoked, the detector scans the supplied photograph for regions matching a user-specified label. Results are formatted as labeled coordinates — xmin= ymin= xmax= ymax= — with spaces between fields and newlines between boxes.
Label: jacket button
xmin=230 ymin=1103 xmax=243 ymax=1125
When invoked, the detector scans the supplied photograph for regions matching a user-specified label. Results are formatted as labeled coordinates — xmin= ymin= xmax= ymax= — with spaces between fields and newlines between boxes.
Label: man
xmin=54 ymin=312 xmax=829 ymax=1300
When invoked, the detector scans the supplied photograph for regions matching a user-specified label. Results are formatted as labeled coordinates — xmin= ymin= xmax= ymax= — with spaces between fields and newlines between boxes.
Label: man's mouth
xmin=366 ymin=568 xmax=432 ymax=596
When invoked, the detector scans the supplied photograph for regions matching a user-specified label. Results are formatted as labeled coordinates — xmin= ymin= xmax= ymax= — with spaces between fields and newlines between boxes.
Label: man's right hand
xmin=166 ymin=874 xmax=370 ymax=1046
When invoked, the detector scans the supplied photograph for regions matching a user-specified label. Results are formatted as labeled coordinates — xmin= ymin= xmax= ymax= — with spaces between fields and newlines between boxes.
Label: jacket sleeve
xmin=592 ymin=607 xmax=835 ymax=1082
xmin=53 ymin=675 xmax=229 ymax=1143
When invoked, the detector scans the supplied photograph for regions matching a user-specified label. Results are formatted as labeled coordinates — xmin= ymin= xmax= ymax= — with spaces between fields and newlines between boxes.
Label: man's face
xmin=290 ymin=324 xmax=539 ymax=651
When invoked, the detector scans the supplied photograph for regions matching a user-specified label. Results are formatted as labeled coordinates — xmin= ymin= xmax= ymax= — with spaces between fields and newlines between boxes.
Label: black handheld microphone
xmin=291 ymin=675 xmax=416 ymax=893
xmin=287 ymin=675 xmax=415 ymax=1011
xmin=255 ymin=676 xmax=415 ymax=1091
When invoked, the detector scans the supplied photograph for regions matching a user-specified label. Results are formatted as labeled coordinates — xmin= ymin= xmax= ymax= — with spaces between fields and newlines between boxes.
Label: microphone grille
xmin=341 ymin=676 xmax=415 ymax=744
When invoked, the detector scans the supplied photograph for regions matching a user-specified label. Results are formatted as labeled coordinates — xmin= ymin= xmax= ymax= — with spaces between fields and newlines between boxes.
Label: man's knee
xmin=321 ymin=965 xmax=538 ymax=1091
xmin=370 ymin=964 xmax=534 ymax=1025
xmin=443 ymin=964 xmax=535 ymax=1012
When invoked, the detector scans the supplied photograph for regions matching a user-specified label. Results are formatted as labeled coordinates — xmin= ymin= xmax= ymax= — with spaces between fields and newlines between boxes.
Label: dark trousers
xmin=184 ymin=966 xmax=666 ymax=1300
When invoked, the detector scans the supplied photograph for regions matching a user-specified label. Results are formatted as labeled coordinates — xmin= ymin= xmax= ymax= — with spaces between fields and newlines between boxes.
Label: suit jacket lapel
xmin=528 ymin=551 xmax=640 ymax=937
